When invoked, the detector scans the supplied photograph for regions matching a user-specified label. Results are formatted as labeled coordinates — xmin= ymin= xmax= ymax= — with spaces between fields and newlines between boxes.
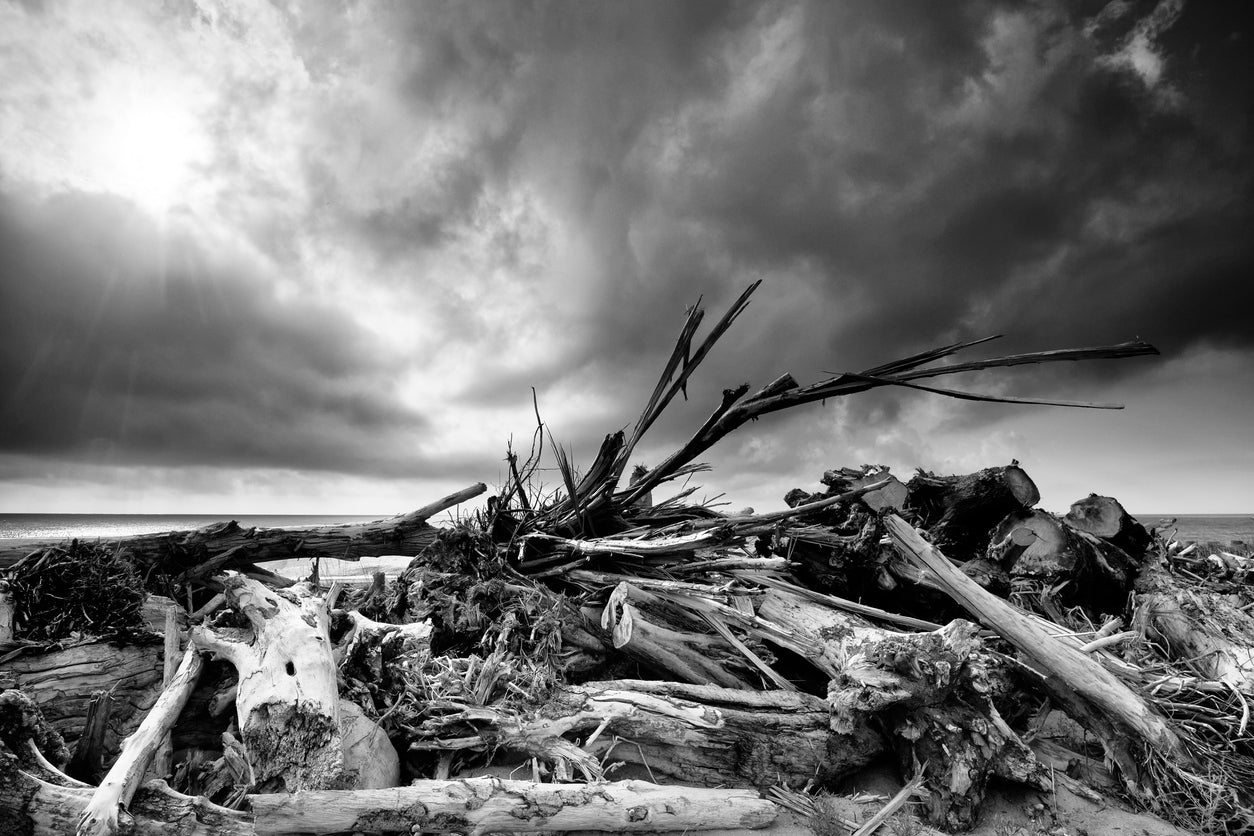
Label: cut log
xmin=191 ymin=573 xmax=343 ymax=791
xmin=1063 ymin=494 xmax=1151 ymax=556
xmin=0 ymin=579 xmax=14 ymax=645
xmin=988 ymin=510 xmax=1138 ymax=612
xmin=76 ymin=646 xmax=204 ymax=836
xmin=0 ymin=483 xmax=487 ymax=572
xmin=905 ymin=465 xmax=1040 ymax=559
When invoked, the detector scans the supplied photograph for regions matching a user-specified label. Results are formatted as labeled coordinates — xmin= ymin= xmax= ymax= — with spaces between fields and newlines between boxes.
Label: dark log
xmin=905 ymin=465 xmax=1040 ymax=560
xmin=66 ymin=692 xmax=113 ymax=784
xmin=1063 ymin=494 xmax=1151 ymax=556
xmin=989 ymin=510 xmax=1139 ymax=612
xmin=0 ymin=641 xmax=162 ymax=761
xmin=0 ymin=483 xmax=487 ymax=572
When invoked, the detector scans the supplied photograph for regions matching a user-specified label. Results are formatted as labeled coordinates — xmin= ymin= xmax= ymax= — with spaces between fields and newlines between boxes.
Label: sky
xmin=0 ymin=0 xmax=1251 ymax=518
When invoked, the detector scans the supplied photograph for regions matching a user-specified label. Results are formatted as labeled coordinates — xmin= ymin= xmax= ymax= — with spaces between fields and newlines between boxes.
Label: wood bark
xmin=191 ymin=574 xmax=343 ymax=791
xmin=410 ymin=678 xmax=878 ymax=789
xmin=988 ymin=510 xmax=1138 ymax=612
xmin=66 ymin=691 xmax=112 ymax=784
xmin=0 ymin=641 xmax=162 ymax=761
xmin=0 ymin=483 xmax=486 ymax=572
xmin=905 ymin=464 xmax=1040 ymax=560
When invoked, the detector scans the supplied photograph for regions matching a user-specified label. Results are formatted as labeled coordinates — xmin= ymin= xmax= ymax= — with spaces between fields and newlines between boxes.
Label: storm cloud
xmin=0 ymin=0 xmax=1250 ymax=512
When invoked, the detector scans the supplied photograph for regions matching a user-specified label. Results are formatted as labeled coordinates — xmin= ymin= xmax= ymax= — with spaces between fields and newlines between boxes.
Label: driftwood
xmin=885 ymin=516 xmax=1192 ymax=794
xmin=905 ymin=464 xmax=1040 ymax=559
xmin=191 ymin=574 xmax=344 ymax=791
xmin=1 ymin=744 xmax=776 ymax=835
xmin=77 ymin=646 xmax=204 ymax=836
xmin=1134 ymin=553 xmax=1254 ymax=690
xmin=989 ymin=509 xmax=1139 ymax=612
xmin=0 ymin=641 xmax=163 ymax=760
xmin=0 ymin=483 xmax=487 ymax=572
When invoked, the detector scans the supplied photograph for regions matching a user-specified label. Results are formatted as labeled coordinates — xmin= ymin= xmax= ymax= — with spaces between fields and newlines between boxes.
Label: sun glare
xmin=86 ymin=87 xmax=210 ymax=216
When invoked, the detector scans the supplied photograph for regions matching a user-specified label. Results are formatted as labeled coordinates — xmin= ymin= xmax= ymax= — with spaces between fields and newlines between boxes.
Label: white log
xmin=248 ymin=777 xmax=778 ymax=835
xmin=191 ymin=574 xmax=343 ymax=791
xmin=76 ymin=646 xmax=204 ymax=836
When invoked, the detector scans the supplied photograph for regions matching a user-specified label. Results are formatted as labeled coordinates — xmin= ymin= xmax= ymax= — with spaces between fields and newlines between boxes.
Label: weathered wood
xmin=905 ymin=464 xmax=1040 ymax=559
xmin=1 ymin=756 xmax=776 ymax=836
xmin=191 ymin=574 xmax=342 ymax=792
xmin=1134 ymin=554 xmax=1254 ymax=690
xmin=989 ymin=509 xmax=1139 ymax=611
xmin=413 ymin=678 xmax=879 ymax=788
xmin=820 ymin=465 xmax=909 ymax=512
xmin=593 ymin=583 xmax=755 ymax=688
xmin=886 ymin=514 xmax=1190 ymax=795
xmin=77 ymin=646 xmax=204 ymax=836
xmin=0 ymin=483 xmax=487 ymax=571
xmin=66 ymin=692 xmax=112 ymax=785
xmin=1063 ymin=494 xmax=1151 ymax=556
xmin=0 ymin=641 xmax=162 ymax=760
xmin=754 ymin=588 xmax=1044 ymax=830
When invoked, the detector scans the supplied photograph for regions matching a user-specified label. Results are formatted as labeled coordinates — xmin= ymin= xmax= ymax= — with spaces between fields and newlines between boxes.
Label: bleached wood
xmin=76 ymin=645 xmax=204 ymax=836
xmin=191 ymin=574 xmax=342 ymax=791
xmin=249 ymin=777 xmax=778 ymax=834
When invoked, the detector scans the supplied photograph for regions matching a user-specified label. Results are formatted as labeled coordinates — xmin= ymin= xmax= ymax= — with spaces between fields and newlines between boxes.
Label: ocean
xmin=1 ymin=512 xmax=1250 ymax=548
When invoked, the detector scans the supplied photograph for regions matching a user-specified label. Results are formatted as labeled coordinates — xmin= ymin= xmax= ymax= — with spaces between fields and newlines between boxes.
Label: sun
xmin=86 ymin=85 xmax=210 ymax=216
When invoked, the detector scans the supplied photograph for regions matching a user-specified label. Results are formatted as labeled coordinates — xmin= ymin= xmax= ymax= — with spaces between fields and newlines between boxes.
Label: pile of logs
xmin=3 ymin=284 xmax=1252 ymax=835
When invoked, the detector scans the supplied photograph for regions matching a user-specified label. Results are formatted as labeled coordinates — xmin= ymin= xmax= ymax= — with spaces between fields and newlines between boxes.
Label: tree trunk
xmin=0 ymin=484 xmax=486 ymax=572
xmin=77 ymin=646 xmax=204 ymax=836
xmin=0 ymin=642 xmax=162 ymax=762
xmin=906 ymin=465 xmax=1040 ymax=560
xmin=409 ymin=678 xmax=876 ymax=789
xmin=191 ymin=574 xmax=343 ymax=792
xmin=1 ymin=755 xmax=776 ymax=836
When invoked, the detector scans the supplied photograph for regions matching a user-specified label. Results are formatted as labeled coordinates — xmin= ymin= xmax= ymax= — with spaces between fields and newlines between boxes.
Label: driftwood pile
xmin=2 ymin=283 xmax=1252 ymax=835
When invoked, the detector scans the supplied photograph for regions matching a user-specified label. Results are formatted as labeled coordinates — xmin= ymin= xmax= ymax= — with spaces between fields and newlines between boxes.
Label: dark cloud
xmin=0 ymin=191 xmax=441 ymax=477
xmin=4 ymin=0 xmax=1251 ymax=509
